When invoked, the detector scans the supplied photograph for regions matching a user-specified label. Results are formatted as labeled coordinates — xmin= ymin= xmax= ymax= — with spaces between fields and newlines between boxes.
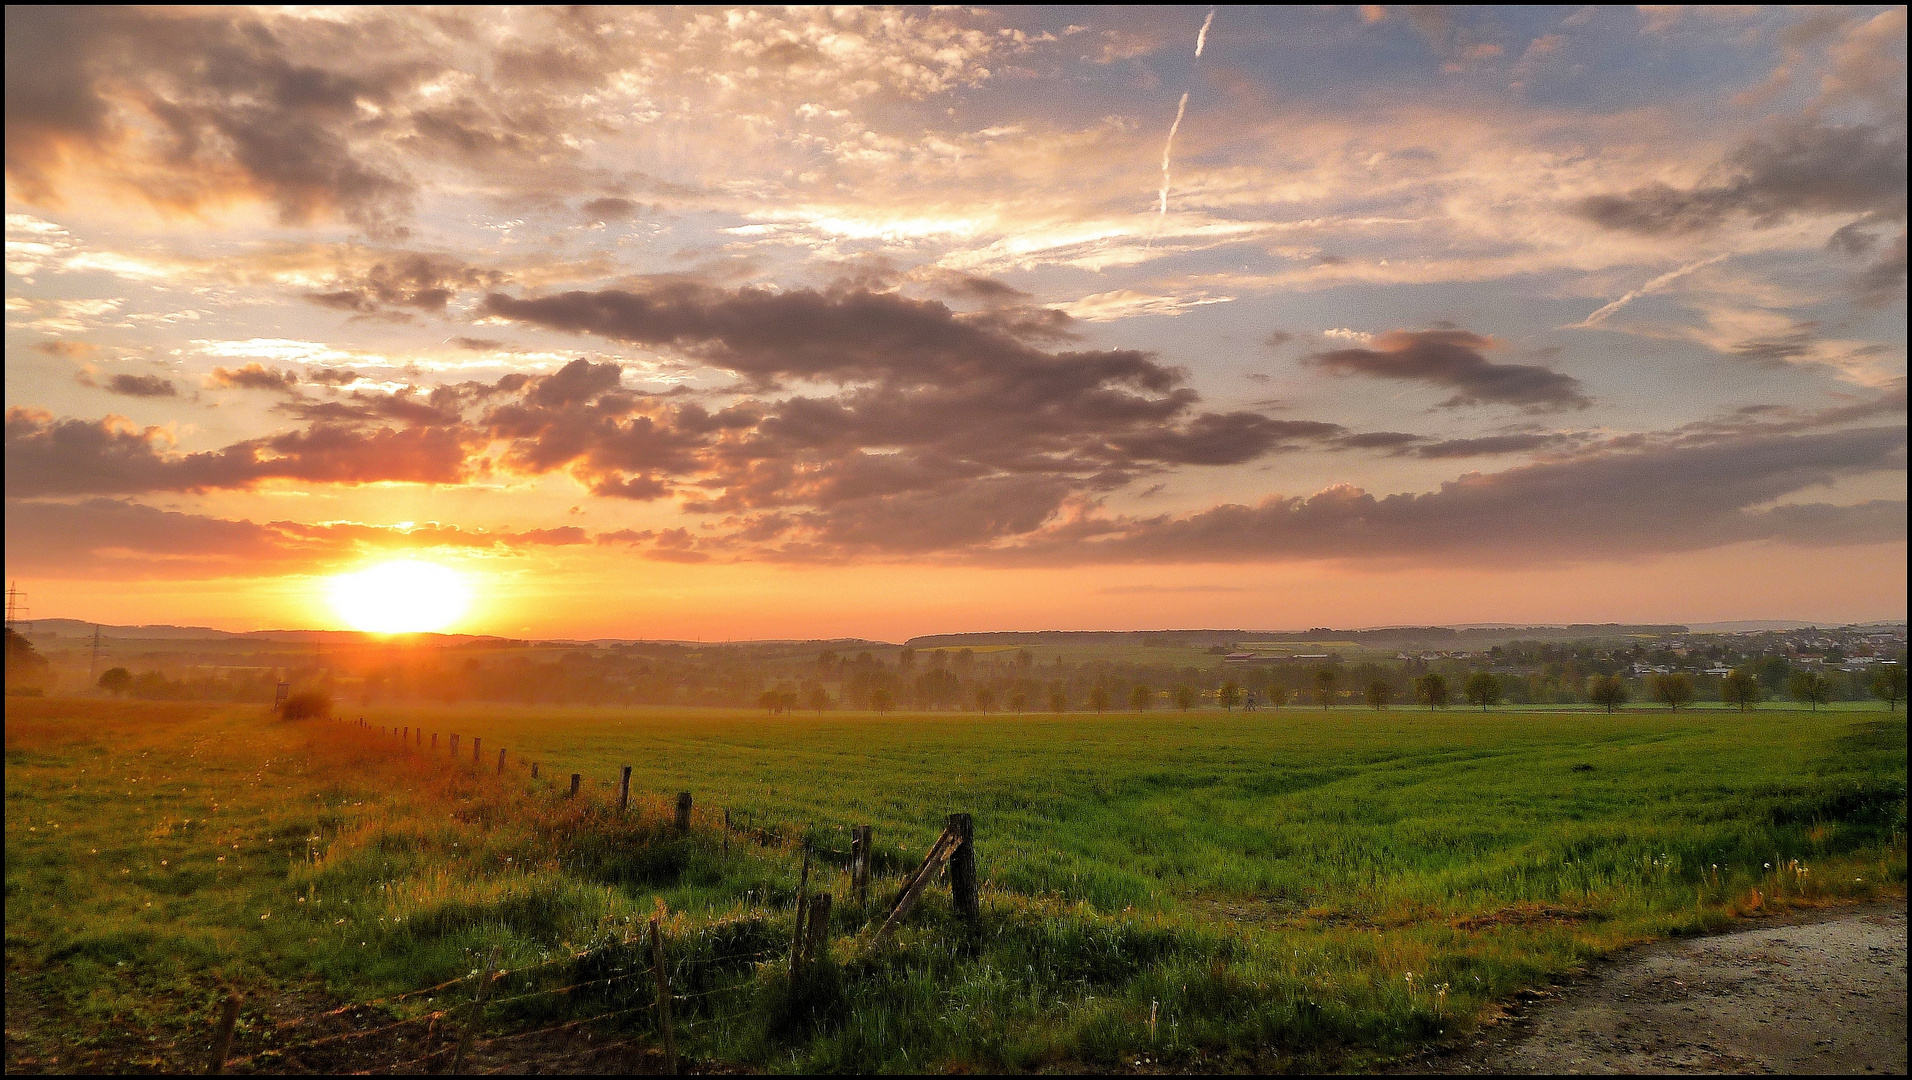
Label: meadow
xmin=5 ymin=698 xmax=1905 ymax=1072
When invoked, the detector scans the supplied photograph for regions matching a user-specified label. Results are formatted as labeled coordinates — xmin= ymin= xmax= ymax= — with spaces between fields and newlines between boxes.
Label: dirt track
xmin=1399 ymin=903 xmax=1908 ymax=1075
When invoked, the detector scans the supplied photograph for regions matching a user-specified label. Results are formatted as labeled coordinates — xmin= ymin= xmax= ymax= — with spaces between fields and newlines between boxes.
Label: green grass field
xmin=5 ymin=699 xmax=1905 ymax=1072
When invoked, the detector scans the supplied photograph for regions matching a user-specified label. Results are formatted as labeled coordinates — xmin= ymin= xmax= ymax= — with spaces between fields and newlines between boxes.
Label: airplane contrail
xmin=1158 ymin=92 xmax=1189 ymax=218
xmin=1570 ymin=253 xmax=1729 ymax=328
xmin=1195 ymin=8 xmax=1215 ymax=58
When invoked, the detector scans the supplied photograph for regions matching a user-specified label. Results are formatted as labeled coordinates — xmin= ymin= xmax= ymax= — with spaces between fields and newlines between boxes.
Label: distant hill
xmin=22 ymin=619 xmax=501 ymax=645
xmin=904 ymin=625 xmax=1692 ymax=648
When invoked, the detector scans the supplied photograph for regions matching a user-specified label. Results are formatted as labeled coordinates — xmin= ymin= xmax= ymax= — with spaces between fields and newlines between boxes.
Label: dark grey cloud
xmin=101 ymin=373 xmax=178 ymax=398
xmin=1309 ymin=328 xmax=1591 ymax=410
xmin=209 ymin=363 xmax=300 ymax=392
xmin=1412 ymin=432 xmax=1582 ymax=458
xmin=5 ymin=7 xmax=418 ymax=233
xmin=1574 ymin=118 xmax=1907 ymax=236
xmin=3 ymin=409 xmax=475 ymax=497
xmin=985 ymin=426 xmax=1907 ymax=567
xmin=305 ymin=253 xmax=503 ymax=314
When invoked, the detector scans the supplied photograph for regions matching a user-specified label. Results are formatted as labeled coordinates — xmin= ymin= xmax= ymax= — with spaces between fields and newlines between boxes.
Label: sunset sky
xmin=5 ymin=5 xmax=1906 ymax=640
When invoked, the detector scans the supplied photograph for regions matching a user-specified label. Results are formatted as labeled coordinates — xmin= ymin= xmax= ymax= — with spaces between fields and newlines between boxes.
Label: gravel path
xmin=1400 ymin=903 xmax=1907 ymax=1075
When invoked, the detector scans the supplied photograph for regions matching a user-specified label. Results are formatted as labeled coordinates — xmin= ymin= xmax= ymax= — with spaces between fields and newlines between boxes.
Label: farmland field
xmin=6 ymin=698 xmax=1906 ymax=1072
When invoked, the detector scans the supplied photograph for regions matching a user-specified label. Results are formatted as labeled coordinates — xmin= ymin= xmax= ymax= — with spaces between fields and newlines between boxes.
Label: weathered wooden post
xmin=472 ymin=736 xmax=481 ymax=764
xmin=450 ymin=733 xmax=458 ymax=757
xmin=618 ymin=766 xmax=631 ymax=814
xmin=674 ymin=792 xmax=692 ymax=833
xmin=497 ymin=748 xmax=506 ymax=774
xmin=723 ymin=809 xmax=731 ymax=857
xmin=531 ymin=762 xmax=539 ymax=780
xmin=948 ymin=813 xmax=978 ymax=929
xmin=432 ymin=733 xmax=438 ymax=750
xmin=789 ymin=847 xmax=811 ymax=975
xmin=851 ymin=825 xmax=873 ymax=908
xmin=206 ymin=992 xmax=241 ymax=1074
xmin=650 ymin=918 xmax=677 ymax=1075
xmin=803 ymin=892 xmax=832 ymax=970
xmin=569 ymin=773 xmax=581 ymax=798
xmin=449 ymin=948 xmax=500 ymax=1075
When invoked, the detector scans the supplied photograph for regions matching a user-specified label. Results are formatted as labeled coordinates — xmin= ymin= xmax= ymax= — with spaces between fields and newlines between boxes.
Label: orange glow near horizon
xmin=326 ymin=560 xmax=474 ymax=634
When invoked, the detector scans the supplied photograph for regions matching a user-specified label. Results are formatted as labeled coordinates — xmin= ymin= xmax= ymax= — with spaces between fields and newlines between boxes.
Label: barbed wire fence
xmin=193 ymin=715 xmax=978 ymax=1074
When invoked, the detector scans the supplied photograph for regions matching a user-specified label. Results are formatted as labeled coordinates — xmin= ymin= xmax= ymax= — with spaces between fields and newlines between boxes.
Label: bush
xmin=280 ymin=689 xmax=333 ymax=720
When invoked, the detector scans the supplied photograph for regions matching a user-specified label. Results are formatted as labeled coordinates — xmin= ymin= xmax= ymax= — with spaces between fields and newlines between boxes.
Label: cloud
xmin=209 ymin=363 xmax=301 ymax=392
xmin=304 ymin=253 xmax=503 ymax=314
xmin=101 ymin=373 xmax=179 ymax=398
xmin=3 ymin=409 xmax=476 ymax=497
xmin=2 ymin=498 xmax=589 ymax=579
xmin=985 ymin=426 xmax=1907 ymax=567
xmin=1572 ymin=117 xmax=1907 ymax=236
xmin=1309 ymin=328 xmax=1591 ymax=410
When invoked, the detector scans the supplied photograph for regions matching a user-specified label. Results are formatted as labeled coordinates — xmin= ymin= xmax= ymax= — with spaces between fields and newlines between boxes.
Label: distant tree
xmin=1129 ymin=684 xmax=1152 ymax=711
xmin=1218 ymin=680 xmax=1243 ymax=711
xmin=1415 ymin=672 xmax=1449 ymax=710
xmin=280 ymin=689 xmax=332 ymax=720
xmin=974 ymin=686 xmax=997 ymax=712
xmin=1463 ymin=672 xmax=1503 ymax=712
xmin=870 ymin=687 xmax=894 ymax=713
xmin=1173 ymin=684 xmax=1197 ymax=711
xmin=807 ymin=686 xmax=831 ymax=712
xmin=1088 ymin=685 xmax=1110 ymax=713
xmin=1365 ymin=679 xmax=1391 ymax=710
xmin=1008 ymin=689 xmax=1029 ymax=713
xmin=1646 ymin=672 xmax=1695 ymax=711
xmin=4 ymin=628 xmax=51 ymax=693
xmin=1265 ymin=682 xmax=1289 ymax=710
xmin=1017 ymin=649 xmax=1034 ymax=669
xmin=758 ymin=689 xmax=786 ymax=714
xmin=816 ymin=650 xmax=838 ymax=676
xmin=1785 ymin=671 xmax=1830 ymax=712
xmin=1753 ymin=656 xmax=1791 ymax=696
xmin=1721 ymin=669 xmax=1762 ymax=712
xmin=1312 ymin=667 xmax=1337 ymax=709
xmin=1050 ymin=687 xmax=1068 ymax=713
xmin=1586 ymin=674 xmax=1628 ymax=713
xmin=1869 ymin=664 xmax=1906 ymax=711
xmin=898 ymin=647 xmax=916 ymax=671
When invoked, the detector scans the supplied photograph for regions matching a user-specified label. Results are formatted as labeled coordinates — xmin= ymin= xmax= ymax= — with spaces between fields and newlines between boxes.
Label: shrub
xmin=281 ymin=689 xmax=333 ymax=720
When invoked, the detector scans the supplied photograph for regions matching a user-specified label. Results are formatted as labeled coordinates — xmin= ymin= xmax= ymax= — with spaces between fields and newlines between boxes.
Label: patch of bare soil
xmin=1397 ymin=902 xmax=1908 ymax=1075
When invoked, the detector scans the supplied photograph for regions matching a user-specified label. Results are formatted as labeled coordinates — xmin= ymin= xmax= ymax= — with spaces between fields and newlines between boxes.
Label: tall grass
xmin=5 ymin=699 xmax=1904 ymax=1072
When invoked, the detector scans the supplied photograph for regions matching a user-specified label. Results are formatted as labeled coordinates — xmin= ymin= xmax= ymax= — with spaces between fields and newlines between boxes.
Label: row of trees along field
xmin=35 ymin=630 xmax=1906 ymax=712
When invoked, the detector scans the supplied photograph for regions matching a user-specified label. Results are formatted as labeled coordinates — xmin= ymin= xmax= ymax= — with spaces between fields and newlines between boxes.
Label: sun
xmin=328 ymin=560 xmax=474 ymax=634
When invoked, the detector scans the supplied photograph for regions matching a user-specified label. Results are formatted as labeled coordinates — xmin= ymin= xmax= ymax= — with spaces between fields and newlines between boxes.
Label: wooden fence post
xmin=650 ymin=918 xmax=677 ymax=1075
xmin=206 ymin=992 xmax=241 ymax=1074
xmin=569 ymin=773 xmax=581 ymax=798
xmin=618 ymin=766 xmax=631 ymax=814
xmin=723 ymin=809 xmax=731 ymax=857
xmin=948 ymin=813 xmax=978 ymax=929
xmin=789 ymin=847 xmax=811 ymax=975
xmin=432 ymin=733 xmax=437 ymax=750
xmin=497 ymin=748 xmax=506 ymax=775
xmin=803 ymin=892 xmax=832 ymax=970
xmin=472 ymin=736 xmax=481 ymax=764
xmin=851 ymin=826 xmax=872 ymax=908
xmin=531 ymin=762 xmax=539 ymax=779
xmin=674 ymin=792 xmax=692 ymax=833
xmin=450 ymin=733 xmax=458 ymax=757
xmin=449 ymin=948 xmax=500 ymax=1075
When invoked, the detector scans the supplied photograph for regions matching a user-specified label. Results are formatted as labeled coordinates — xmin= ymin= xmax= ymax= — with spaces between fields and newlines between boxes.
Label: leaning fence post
xmin=618 ymin=766 xmax=631 ymax=814
xmin=497 ymin=748 xmax=506 ymax=775
xmin=450 ymin=948 xmax=500 ymax=1075
xmin=851 ymin=825 xmax=872 ymax=908
xmin=948 ymin=812 xmax=979 ymax=929
xmin=789 ymin=846 xmax=811 ymax=975
xmin=206 ymin=991 xmax=241 ymax=1074
xmin=650 ymin=917 xmax=677 ymax=1075
xmin=675 ymin=792 xmax=692 ymax=833
xmin=570 ymin=773 xmax=581 ymax=799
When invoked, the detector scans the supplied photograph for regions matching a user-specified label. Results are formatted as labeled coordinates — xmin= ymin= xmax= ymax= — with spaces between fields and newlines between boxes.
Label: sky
xmin=4 ymin=5 xmax=1906 ymax=640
